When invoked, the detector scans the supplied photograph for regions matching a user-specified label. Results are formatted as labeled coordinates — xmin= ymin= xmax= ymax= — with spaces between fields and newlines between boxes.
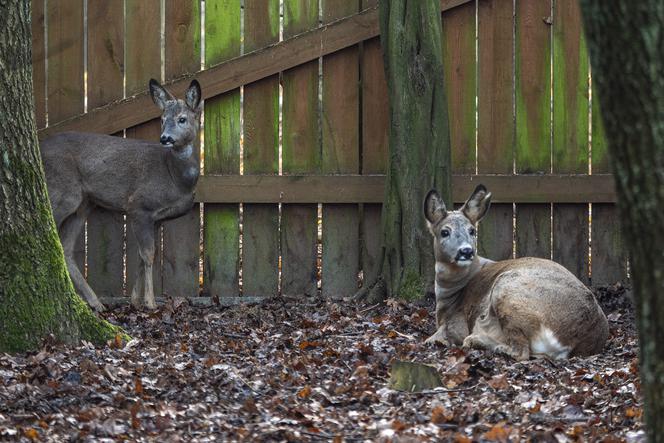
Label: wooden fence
xmin=31 ymin=0 xmax=627 ymax=304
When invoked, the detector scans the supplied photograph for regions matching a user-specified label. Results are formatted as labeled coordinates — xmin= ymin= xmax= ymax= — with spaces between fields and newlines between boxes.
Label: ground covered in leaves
xmin=0 ymin=286 xmax=643 ymax=442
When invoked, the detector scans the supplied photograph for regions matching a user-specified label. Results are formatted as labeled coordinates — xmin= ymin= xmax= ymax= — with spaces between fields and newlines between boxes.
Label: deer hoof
xmin=425 ymin=333 xmax=449 ymax=346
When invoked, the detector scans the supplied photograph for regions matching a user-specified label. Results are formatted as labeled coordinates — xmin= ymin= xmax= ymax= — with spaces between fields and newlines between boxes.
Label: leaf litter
xmin=0 ymin=286 xmax=644 ymax=442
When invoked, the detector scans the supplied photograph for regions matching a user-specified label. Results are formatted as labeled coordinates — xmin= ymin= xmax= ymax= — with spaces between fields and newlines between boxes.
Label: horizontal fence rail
xmin=195 ymin=174 xmax=618 ymax=204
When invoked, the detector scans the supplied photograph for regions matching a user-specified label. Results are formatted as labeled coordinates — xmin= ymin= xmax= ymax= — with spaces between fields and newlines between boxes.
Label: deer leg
xmin=59 ymin=209 xmax=105 ymax=312
xmin=130 ymin=218 xmax=158 ymax=310
xmin=129 ymin=264 xmax=145 ymax=309
xmin=425 ymin=325 xmax=450 ymax=346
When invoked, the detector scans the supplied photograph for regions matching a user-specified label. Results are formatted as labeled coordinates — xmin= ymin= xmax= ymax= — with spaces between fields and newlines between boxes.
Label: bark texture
xmin=357 ymin=0 xmax=451 ymax=303
xmin=0 ymin=1 xmax=120 ymax=353
xmin=580 ymin=2 xmax=664 ymax=440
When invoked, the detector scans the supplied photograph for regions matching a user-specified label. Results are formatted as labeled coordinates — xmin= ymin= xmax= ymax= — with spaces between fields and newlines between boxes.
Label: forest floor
xmin=0 ymin=285 xmax=643 ymax=442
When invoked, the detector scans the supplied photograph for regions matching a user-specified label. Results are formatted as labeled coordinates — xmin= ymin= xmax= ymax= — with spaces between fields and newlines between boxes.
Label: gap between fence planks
xmin=195 ymin=175 xmax=617 ymax=204
xmin=37 ymin=0 xmax=474 ymax=139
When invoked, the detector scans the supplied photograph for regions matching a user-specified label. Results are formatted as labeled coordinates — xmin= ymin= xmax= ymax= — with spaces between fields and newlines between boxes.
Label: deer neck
xmin=434 ymin=256 xmax=492 ymax=304
xmin=166 ymin=144 xmax=199 ymax=190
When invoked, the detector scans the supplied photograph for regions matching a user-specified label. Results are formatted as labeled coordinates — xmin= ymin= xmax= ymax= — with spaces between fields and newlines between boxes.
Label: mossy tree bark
xmin=580 ymin=2 xmax=664 ymax=440
xmin=357 ymin=0 xmax=451 ymax=303
xmin=0 ymin=1 xmax=121 ymax=353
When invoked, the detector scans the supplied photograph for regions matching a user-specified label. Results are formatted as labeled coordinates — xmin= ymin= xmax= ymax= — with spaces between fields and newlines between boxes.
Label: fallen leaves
xmin=0 ymin=288 xmax=643 ymax=441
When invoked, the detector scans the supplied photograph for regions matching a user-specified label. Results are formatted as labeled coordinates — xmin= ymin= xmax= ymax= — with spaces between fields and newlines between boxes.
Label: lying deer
xmin=40 ymin=79 xmax=202 ymax=311
xmin=423 ymin=185 xmax=608 ymax=360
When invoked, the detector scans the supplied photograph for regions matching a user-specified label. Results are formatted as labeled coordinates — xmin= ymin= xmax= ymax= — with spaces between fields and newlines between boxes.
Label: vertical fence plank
xmin=360 ymin=4 xmax=387 ymax=288
xmin=281 ymin=0 xmax=320 ymax=297
xmin=515 ymin=0 xmax=551 ymax=259
xmin=442 ymin=1 xmax=477 ymax=175
xmin=203 ymin=0 xmax=241 ymax=299
xmin=477 ymin=0 xmax=514 ymax=261
xmin=31 ymin=0 xmax=45 ymax=129
xmin=162 ymin=0 xmax=201 ymax=299
xmin=125 ymin=0 xmax=162 ymax=298
xmin=591 ymin=84 xmax=627 ymax=286
xmin=243 ymin=0 xmax=280 ymax=297
xmin=552 ymin=0 xmax=589 ymax=283
xmin=86 ymin=0 xmax=125 ymax=299
xmin=321 ymin=0 xmax=360 ymax=298
xmin=47 ymin=0 xmax=85 ymax=269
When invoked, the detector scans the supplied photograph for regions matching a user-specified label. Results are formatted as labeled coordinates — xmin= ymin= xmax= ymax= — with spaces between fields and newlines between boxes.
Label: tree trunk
xmin=0 ymin=1 xmax=121 ymax=353
xmin=580 ymin=2 xmax=664 ymax=440
xmin=357 ymin=0 xmax=451 ymax=303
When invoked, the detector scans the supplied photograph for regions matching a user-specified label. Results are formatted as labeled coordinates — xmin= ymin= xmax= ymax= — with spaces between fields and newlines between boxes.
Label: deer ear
xmin=185 ymin=79 xmax=202 ymax=112
xmin=149 ymin=79 xmax=173 ymax=110
xmin=461 ymin=184 xmax=492 ymax=224
xmin=424 ymin=189 xmax=447 ymax=228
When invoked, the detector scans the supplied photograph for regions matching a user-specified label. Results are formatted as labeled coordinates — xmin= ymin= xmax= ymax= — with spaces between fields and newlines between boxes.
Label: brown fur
xmin=424 ymin=186 xmax=609 ymax=360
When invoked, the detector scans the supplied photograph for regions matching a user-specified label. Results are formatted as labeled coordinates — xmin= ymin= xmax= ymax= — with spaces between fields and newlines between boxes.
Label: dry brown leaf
xmin=23 ymin=428 xmax=39 ymax=441
xmin=134 ymin=377 xmax=143 ymax=395
xmin=431 ymin=405 xmax=454 ymax=424
xmin=483 ymin=421 xmax=511 ymax=442
xmin=454 ymin=433 xmax=472 ymax=443
xmin=297 ymin=385 xmax=312 ymax=399
xmin=488 ymin=374 xmax=509 ymax=390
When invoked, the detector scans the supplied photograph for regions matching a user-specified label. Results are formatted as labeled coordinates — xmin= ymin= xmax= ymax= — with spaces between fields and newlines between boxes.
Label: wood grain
xmin=477 ymin=0 xmax=514 ymax=261
xmin=242 ymin=0 xmax=280 ymax=297
xmin=281 ymin=0 xmax=320 ymax=297
xmin=552 ymin=0 xmax=589 ymax=282
xmin=321 ymin=0 xmax=360 ymax=299
xmin=161 ymin=0 xmax=202 ymax=299
xmin=515 ymin=0 xmax=552 ymax=259
xmin=86 ymin=1 xmax=125 ymax=298
xmin=203 ymin=0 xmax=241 ymax=299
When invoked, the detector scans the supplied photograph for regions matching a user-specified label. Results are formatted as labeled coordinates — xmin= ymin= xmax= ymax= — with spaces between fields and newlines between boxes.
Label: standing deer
xmin=423 ymin=185 xmax=608 ymax=360
xmin=40 ymin=79 xmax=202 ymax=311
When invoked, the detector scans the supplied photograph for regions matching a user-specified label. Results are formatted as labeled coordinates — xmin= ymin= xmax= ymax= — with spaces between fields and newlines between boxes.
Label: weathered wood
xmin=242 ymin=0 xmax=280 ymax=297
xmin=125 ymin=0 xmax=163 ymax=298
xmin=31 ymin=0 xmax=45 ymax=128
xmin=552 ymin=0 xmax=590 ymax=282
xmin=203 ymin=0 xmax=241 ymax=299
xmin=281 ymin=0 xmax=320 ymax=298
xmin=37 ymin=0 xmax=475 ymax=140
xmin=321 ymin=0 xmax=360 ymax=299
xmin=589 ymin=66 xmax=626 ymax=285
xmin=85 ymin=2 xmax=125 ymax=298
xmin=515 ymin=0 xmax=552 ymax=260
xmin=195 ymin=174 xmax=617 ymax=204
xmin=477 ymin=0 xmax=514 ymax=261
xmin=125 ymin=0 xmax=160 ymax=96
xmin=360 ymin=4 xmax=388 ymax=287
xmin=515 ymin=204 xmax=552 ymax=259
xmin=162 ymin=0 xmax=202 ymax=299
xmin=46 ymin=0 xmax=85 ymax=269
xmin=442 ymin=1 xmax=476 ymax=174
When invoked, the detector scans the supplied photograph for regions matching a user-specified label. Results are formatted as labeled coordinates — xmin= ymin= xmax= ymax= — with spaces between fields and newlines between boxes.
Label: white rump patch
xmin=530 ymin=326 xmax=571 ymax=360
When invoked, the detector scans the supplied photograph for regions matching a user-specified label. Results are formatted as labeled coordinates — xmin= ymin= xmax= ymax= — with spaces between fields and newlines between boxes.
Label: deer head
xmin=149 ymin=79 xmax=202 ymax=151
xmin=424 ymin=185 xmax=492 ymax=266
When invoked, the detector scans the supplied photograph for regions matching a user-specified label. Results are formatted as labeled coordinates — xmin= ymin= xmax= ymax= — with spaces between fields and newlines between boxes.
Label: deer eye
xmin=440 ymin=229 xmax=450 ymax=238
xmin=469 ymin=227 xmax=476 ymax=236
xmin=178 ymin=117 xmax=187 ymax=124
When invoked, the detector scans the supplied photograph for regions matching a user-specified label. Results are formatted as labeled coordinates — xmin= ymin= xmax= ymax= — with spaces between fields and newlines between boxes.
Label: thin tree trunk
xmin=0 ymin=0 xmax=120 ymax=352
xmin=357 ymin=0 xmax=451 ymax=303
xmin=580 ymin=2 xmax=664 ymax=440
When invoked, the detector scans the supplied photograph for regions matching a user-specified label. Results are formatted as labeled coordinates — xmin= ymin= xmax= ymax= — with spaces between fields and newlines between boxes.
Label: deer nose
xmin=460 ymin=247 xmax=474 ymax=256
xmin=456 ymin=246 xmax=474 ymax=262
xmin=160 ymin=135 xmax=175 ymax=146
